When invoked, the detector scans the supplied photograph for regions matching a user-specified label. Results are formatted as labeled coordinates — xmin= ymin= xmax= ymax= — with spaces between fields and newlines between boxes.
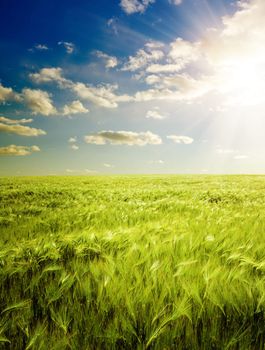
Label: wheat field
xmin=0 ymin=175 xmax=265 ymax=349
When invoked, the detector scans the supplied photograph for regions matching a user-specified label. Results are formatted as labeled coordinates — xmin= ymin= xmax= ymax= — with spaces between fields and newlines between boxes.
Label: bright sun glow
xmin=214 ymin=56 xmax=265 ymax=107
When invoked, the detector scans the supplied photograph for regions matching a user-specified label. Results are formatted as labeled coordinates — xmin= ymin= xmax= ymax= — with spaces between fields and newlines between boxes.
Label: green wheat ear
xmin=25 ymin=322 xmax=47 ymax=350
xmin=0 ymin=321 xmax=11 ymax=345
xmin=50 ymin=306 xmax=72 ymax=335
xmin=2 ymin=299 xmax=32 ymax=314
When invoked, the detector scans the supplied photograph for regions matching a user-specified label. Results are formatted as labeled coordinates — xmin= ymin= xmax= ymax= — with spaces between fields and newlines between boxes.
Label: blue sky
xmin=0 ymin=0 xmax=265 ymax=175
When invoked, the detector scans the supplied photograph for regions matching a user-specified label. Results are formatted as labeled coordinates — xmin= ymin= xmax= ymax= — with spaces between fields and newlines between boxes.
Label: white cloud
xmin=185 ymin=0 xmax=265 ymax=106
xmin=30 ymin=67 xmax=133 ymax=108
xmin=122 ymin=47 xmax=164 ymax=71
xmin=0 ymin=84 xmax=20 ymax=103
xmin=71 ymin=144 xmax=79 ymax=151
xmin=167 ymin=135 xmax=194 ymax=144
xmin=120 ymin=0 xmax=155 ymax=14
xmin=0 ymin=116 xmax=33 ymax=124
xmin=30 ymin=67 xmax=65 ymax=85
xmin=145 ymin=41 xmax=164 ymax=49
xmin=134 ymin=88 xmax=173 ymax=102
xmin=135 ymin=74 xmax=212 ymax=102
xmin=103 ymin=163 xmax=114 ymax=168
xmin=169 ymin=0 xmax=182 ymax=4
xmin=63 ymin=100 xmax=89 ymax=115
xmin=68 ymin=137 xmax=77 ymax=143
xmin=107 ymin=17 xmax=118 ymax=35
xmin=85 ymin=130 xmax=162 ymax=146
xmin=0 ymin=145 xmax=40 ymax=156
xmin=58 ymin=41 xmax=75 ymax=54
xmin=22 ymin=88 xmax=57 ymax=116
xmin=169 ymin=38 xmax=199 ymax=63
xmin=144 ymin=39 xmax=199 ymax=75
xmin=123 ymin=1 xmax=265 ymax=107
xmin=0 ymin=122 xmax=46 ymax=137
xmin=146 ymin=109 xmax=166 ymax=119
xmin=72 ymin=83 xmax=118 ymax=108
xmin=25 ymin=1 xmax=265 ymax=112
xmin=95 ymin=51 xmax=118 ymax=69
xmin=146 ymin=63 xmax=186 ymax=74
xmin=72 ymin=82 xmax=132 ymax=108
xmin=35 ymin=44 xmax=49 ymax=51
xmin=145 ymin=75 xmax=161 ymax=85
xmin=28 ymin=44 xmax=49 ymax=52
xmin=68 ymin=137 xmax=78 ymax=150
xmin=134 ymin=39 xmax=199 ymax=77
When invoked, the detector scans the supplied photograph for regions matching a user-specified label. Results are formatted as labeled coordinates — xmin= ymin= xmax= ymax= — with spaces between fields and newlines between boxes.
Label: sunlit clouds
xmin=167 ymin=135 xmax=194 ymax=144
xmin=22 ymin=88 xmax=57 ymax=116
xmin=0 ymin=84 xmax=20 ymax=102
xmin=94 ymin=51 xmax=119 ymax=69
xmin=62 ymin=100 xmax=89 ymax=116
xmin=0 ymin=116 xmax=33 ymax=124
xmin=0 ymin=116 xmax=46 ymax=136
xmin=0 ymin=0 xmax=264 ymax=174
xmin=85 ymin=130 xmax=162 ymax=146
xmin=0 ymin=123 xmax=46 ymax=137
xmin=120 ymin=0 xmax=155 ymax=15
xmin=0 ymin=145 xmax=40 ymax=156
xmin=145 ymin=108 xmax=166 ymax=120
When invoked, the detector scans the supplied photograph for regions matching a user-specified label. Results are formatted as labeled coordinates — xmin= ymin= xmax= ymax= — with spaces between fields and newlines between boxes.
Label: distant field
xmin=0 ymin=175 xmax=265 ymax=349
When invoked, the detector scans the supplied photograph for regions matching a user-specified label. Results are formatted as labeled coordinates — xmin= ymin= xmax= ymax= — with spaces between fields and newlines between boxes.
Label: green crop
xmin=0 ymin=175 xmax=265 ymax=349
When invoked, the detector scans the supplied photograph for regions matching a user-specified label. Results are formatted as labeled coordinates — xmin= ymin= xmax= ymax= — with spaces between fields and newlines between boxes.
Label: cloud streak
xmin=0 ymin=145 xmax=40 ymax=156
xmin=58 ymin=41 xmax=75 ymax=54
xmin=0 ymin=116 xmax=33 ymax=124
xmin=0 ymin=122 xmax=46 ymax=136
xmin=95 ymin=51 xmax=118 ymax=69
xmin=85 ymin=130 xmax=162 ymax=146
xmin=167 ymin=135 xmax=194 ymax=144
xmin=122 ymin=45 xmax=164 ymax=71
xmin=0 ymin=116 xmax=46 ymax=136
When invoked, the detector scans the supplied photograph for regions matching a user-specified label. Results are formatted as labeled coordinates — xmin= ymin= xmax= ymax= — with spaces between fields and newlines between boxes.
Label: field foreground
xmin=0 ymin=175 xmax=265 ymax=349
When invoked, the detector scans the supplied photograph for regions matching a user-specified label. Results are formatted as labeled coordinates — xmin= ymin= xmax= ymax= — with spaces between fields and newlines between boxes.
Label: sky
xmin=0 ymin=0 xmax=265 ymax=175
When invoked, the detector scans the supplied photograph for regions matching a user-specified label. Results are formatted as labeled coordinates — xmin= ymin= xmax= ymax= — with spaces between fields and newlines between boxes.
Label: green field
xmin=1 ymin=175 xmax=265 ymax=349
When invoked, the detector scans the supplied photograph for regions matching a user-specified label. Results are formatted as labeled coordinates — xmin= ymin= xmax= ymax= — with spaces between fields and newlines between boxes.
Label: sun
xmin=214 ymin=54 xmax=265 ymax=108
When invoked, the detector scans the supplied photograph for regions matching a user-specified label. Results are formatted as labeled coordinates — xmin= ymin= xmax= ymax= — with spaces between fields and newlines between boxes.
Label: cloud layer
xmin=0 ymin=116 xmax=46 ymax=136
